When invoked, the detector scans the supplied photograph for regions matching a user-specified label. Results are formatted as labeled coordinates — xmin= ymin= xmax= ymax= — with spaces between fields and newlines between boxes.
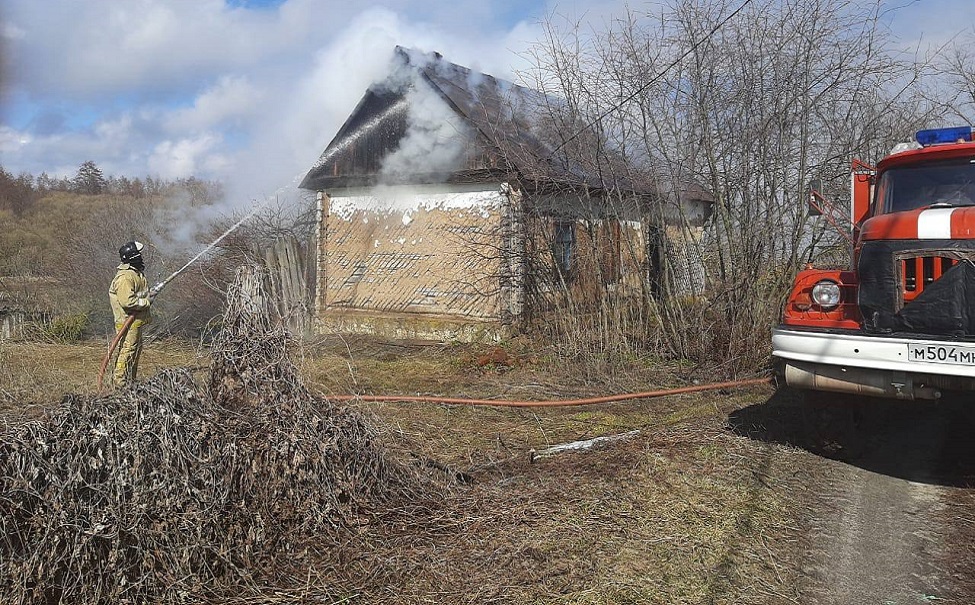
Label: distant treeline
xmin=0 ymin=161 xmax=222 ymax=216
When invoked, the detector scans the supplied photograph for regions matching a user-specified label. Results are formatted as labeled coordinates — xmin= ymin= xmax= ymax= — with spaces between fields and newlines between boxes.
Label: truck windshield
xmin=876 ymin=157 xmax=975 ymax=213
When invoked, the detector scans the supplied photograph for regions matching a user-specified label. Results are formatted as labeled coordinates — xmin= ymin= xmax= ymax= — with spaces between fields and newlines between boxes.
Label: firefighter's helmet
xmin=119 ymin=241 xmax=145 ymax=265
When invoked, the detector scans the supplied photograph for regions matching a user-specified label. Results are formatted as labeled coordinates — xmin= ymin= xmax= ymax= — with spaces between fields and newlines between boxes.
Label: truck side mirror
xmin=807 ymin=179 xmax=823 ymax=216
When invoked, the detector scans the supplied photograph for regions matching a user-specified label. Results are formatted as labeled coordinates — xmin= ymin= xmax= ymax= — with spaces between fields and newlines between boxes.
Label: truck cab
xmin=773 ymin=126 xmax=975 ymax=400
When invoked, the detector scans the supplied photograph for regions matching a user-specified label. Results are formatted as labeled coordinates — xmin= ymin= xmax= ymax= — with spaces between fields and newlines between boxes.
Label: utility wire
xmin=549 ymin=0 xmax=757 ymax=156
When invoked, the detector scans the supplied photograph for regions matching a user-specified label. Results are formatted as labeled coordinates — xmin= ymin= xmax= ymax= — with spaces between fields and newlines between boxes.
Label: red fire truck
xmin=773 ymin=126 xmax=975 ymax=400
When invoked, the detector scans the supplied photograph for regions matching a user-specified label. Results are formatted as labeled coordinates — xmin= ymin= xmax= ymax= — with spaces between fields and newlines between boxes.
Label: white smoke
xmin=2 ymin=2 xmax=545 ymax=251
xmin=378 ymin=70 xmax=471 ymax=183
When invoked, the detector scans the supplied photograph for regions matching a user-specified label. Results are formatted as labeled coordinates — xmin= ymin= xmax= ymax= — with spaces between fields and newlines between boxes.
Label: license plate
xmin=908 ymin=343 xmax=975 ymax=365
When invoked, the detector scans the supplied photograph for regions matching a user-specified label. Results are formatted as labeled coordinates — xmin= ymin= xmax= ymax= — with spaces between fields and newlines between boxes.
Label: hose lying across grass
xmin=328 ymin=377 xmax=772 ymax=408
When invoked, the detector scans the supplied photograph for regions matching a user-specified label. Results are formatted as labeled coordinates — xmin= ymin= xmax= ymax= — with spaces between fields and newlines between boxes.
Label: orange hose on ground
xmin=97 ymin=314 xmax=135 ymax=393
xmin=328 ymin=376 xmax=772 ymax=408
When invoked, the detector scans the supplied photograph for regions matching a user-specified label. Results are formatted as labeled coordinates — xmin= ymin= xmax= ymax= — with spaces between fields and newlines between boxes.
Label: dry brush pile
xmin=0 ymin=267 xmax=443 ymax=604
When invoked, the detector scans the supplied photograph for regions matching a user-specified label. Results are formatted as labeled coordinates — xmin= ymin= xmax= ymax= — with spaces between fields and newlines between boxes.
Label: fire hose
xmin=100 ymin=318 xmax=769 ymax=404
xmin=97 ymin=314 xmax=136 ymax=393
xmin=326 ymin=376 xmax=772 ymax=408
xmin=97 ymin=206 xmax=266 ymax=392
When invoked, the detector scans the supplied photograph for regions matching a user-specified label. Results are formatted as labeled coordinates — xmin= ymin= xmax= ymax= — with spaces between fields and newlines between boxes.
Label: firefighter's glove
xmin=133 ymin=286 xmax=152 ymax=309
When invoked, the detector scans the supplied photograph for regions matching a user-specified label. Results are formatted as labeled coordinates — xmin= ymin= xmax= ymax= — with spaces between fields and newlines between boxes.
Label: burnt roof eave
xmin=302 ymin=170 xmax=657 ymax=200
xmin=302 ymin=168 xmax=515 ymax=192
xmin=300 ymin=174 xmax=657 ymax=197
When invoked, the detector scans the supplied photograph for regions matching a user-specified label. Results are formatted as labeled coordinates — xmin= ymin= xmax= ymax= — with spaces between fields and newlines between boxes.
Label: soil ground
xmin=1 ymin=336 xmax=973 ymax=603
xmin=730 ymin=390 xmax=975 ymax=604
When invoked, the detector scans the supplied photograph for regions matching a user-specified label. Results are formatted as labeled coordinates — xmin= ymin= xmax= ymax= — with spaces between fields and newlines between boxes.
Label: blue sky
xmin=1 ymin=0 xmax=972 ymax=204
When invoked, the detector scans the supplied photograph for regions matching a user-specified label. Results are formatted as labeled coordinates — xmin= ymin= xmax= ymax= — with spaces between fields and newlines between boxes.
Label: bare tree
xmin=0 ymin=167 xmax=37 ymax=216
xmin=522 ymin=0 xmax=946 ymax=374
xmin=938 ymin=29 xmax=975 ymax=123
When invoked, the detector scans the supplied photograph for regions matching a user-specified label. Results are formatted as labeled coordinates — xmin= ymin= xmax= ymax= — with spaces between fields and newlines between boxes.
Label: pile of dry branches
xmin=0 ymin=266 xmax=439 ymax=604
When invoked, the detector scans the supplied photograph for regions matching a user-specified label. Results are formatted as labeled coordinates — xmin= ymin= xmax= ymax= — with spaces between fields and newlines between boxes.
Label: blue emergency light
xmin=915 ymin=126 xmax=973 ymax=146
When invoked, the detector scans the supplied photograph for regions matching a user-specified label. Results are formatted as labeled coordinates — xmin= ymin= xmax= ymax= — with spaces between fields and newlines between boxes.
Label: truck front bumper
xmin=772 ymin=327 xmax=975 ymax=399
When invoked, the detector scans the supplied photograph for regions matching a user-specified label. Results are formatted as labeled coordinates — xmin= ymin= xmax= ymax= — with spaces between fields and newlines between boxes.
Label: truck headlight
xmin=811 ymin=280 xmax=841 ymax=309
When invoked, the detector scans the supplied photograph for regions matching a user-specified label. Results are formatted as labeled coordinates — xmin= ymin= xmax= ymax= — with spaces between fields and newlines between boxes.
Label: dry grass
xmin=297 ymin=412 xmax=808 ymax=604
xmin=142 ymin=392 xmax=798 ymax=605
xmin=0 ymin=339 xmax=202 ymax=420
xmin=1 ymin=323 xmax=811 ymax=604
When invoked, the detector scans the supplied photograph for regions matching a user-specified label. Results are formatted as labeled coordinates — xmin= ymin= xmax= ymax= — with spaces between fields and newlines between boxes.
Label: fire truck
xmin=773 ymin=126 xmax=975 ymax=400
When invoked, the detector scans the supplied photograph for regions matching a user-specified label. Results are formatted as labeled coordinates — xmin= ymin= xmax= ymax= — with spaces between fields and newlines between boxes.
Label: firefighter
xmin=108 ymin=241 xmax=152 ymax=387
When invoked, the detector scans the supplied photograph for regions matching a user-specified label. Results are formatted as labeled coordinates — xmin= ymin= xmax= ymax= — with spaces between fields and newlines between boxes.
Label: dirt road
xmin=730 ymin=391 xmax=975 ymax=604
xmin=800 ymin=461 xmax=945 ymax=603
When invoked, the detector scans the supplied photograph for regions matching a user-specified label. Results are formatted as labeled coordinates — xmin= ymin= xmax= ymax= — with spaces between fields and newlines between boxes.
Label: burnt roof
xmin=299 ymin=47 xmax=653 ymax=195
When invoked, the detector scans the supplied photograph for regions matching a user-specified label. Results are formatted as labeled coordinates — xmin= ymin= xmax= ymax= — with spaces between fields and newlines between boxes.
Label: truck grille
xmin=858 ymin=239 xmax=975 ymax=335
xmin=901 ymin=256 xmax=958 ymax=301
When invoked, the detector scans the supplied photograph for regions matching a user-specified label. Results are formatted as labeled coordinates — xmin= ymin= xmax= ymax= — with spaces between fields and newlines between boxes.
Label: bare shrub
xmin=22 ymin=312 xmax=89 ymax=344
xmin=199 ymin=195 xmax=318 ymax=336
xmin=0 ymin=266 xmax=442 ymax=604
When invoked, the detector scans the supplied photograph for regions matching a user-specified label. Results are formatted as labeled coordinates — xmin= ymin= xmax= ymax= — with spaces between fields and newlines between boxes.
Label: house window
xmin=553 ymin=220 xmax=576 ymax=280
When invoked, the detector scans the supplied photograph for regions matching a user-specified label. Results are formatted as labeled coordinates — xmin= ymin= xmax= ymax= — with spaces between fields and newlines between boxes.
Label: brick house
xmin=299 ymin=47 xmax=712 ymax=341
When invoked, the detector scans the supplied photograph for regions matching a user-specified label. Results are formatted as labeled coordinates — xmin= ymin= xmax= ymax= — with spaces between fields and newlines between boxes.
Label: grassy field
xmin=0 ymin=335 xmax=809 ymax=604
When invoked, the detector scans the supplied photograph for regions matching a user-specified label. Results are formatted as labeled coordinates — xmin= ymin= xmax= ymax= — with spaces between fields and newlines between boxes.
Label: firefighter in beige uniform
xmin=108 ymin=241 xmax=151 ymax=387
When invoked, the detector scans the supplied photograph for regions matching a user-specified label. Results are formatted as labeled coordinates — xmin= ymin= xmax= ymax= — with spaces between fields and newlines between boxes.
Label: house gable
xmin=300 ymin=47 xmax=523 ymax=191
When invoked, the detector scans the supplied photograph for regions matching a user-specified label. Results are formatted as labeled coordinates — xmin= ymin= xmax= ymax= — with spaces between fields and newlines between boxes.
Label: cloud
xmin=2 ymin=0 xmax=545 ymax=203
xmin=4 ymin=0 xmax=970 ymax=265
xmin=149 ymin=134 xmax=230 ymax=180
xmin=1 ymin=21 xmax=26 ymax=41
xmin=165 ymin=76 xmax=263 ymax=133
xmin=4 ymin=0 xmax=327 ymax=100
xmin=0 ymin=126 xmax=31 ymax=156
